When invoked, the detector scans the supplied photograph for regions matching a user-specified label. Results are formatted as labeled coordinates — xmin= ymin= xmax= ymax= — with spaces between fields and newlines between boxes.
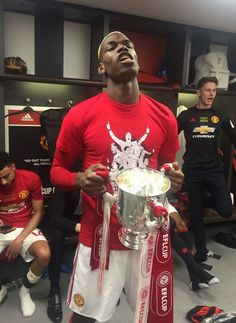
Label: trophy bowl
xmin=115 ymin=167 xmax=171 ymax=250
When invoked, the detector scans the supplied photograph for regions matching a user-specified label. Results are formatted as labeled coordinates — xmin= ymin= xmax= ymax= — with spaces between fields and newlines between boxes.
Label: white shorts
xmin=0 ymin=228 xmax=47 ymax=262
xmin=67 ymin=244 xmax=141 ymax=322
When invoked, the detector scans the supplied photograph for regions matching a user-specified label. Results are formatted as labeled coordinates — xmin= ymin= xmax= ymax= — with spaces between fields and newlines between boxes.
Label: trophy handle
xmin=146 ymin=198 xmax=168 ymax=232
xmin=160 ymin=162 xmax=173 ymax=173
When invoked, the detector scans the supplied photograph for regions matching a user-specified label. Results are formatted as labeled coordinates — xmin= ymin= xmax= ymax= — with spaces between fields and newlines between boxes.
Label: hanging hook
xmin=67 ymin=100 xmax=73 ymax=108
xmin=23 ymin=98 xmax=34 ymax=112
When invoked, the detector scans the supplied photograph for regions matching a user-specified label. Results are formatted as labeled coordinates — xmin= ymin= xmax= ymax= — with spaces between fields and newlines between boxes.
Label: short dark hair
xmin=197 ymin=77 xmax=218 ymax=89
xmin=0 ymin=151 xmax=13 ymax=171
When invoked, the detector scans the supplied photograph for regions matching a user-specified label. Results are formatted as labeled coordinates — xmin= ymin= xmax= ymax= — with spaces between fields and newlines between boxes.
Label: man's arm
xmin=50 ymin=149 xmax=79 ymax=190
xmin=138 ymin=127 xmax=150 ymax=144
xmin=158 ymin=111 xmax=184 ymax=193
xmin=51 ymin=149 xmax=107 ymax=195
xmin=6 ymin=199 xmax=44 ymax=260
xmin=166 ymin=161 xmax=184 ymax=193
xmin=106 ymin=122 xmax=123 ymax=146
xmin=176 ymin=111 xmax=186 ymax=134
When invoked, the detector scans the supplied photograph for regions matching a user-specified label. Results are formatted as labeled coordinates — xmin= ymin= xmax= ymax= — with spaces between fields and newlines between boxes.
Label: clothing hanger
xmin=4 ymin=98 xmax=40 ymax=118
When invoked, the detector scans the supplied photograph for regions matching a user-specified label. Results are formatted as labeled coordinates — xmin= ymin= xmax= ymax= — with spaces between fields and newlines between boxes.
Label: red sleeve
xmin=50 ymin=149 xmax=78 ymax=191
xmin=56 ymin=106 xmax=83 ymax=156
xmin=30 ymin=173 xmax=43 ymax=200
xmin=158 ymin=110 xmax=180 ymax=168
xmin=50 ymin=107 xmax=82 ymax=190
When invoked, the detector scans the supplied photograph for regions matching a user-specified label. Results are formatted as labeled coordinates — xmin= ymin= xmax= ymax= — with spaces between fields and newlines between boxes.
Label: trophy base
xmin=118 ymin=227 xmax=147 ymax=250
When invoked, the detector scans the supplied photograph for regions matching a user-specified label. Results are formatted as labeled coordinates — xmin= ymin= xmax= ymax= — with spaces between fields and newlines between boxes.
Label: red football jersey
xmin=0 ymin=169 xmax=43 ymax=227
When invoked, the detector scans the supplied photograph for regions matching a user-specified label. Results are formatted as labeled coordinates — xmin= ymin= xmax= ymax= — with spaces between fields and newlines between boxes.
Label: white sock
xmin=19 ymin=285 xmax=35 ymax=317
xmin=206 ymin=250 xmax=214 ymax=257
xmin=0 ymin=285 xmax=7 ymax=304
xmin=27 ymin=268 xmax=41 ymax=284
xmin=208 ymin=277 xmax=220 ymax=285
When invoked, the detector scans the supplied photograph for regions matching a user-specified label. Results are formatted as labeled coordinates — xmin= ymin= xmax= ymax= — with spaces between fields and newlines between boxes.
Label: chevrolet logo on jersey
xmin=193 ymin=126 xmax=215 ymax=134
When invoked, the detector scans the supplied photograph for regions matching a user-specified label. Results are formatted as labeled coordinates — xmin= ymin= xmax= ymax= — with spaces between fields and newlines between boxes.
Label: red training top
xmin=51 ymin=92 xmax=179 ymax=249
xmin=0 ymin=169 xmax=43 ymax=227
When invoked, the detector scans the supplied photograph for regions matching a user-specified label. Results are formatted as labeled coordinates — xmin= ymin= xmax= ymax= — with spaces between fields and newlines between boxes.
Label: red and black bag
xmin=186 ymin=306 xmax=224 ymax=322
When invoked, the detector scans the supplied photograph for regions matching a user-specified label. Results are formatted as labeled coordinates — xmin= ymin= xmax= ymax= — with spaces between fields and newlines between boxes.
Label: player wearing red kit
xmin=0 ymin=151 xmax=50 ymax=317
xmin=51 ymin=31 xmax=183 ymax=323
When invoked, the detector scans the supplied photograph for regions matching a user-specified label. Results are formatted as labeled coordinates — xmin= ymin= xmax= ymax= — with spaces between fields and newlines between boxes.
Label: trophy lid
xmin=115 ymin=167 xmax=170 ymax=197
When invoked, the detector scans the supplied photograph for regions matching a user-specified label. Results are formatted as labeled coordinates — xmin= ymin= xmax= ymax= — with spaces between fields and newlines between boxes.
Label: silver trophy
xmin=114 ymin=167 xmax=171 ymax=250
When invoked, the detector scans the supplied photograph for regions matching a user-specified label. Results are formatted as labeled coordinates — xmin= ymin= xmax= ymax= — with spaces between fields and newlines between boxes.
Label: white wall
xmin=63 ymin=21 xmax=91 ymax=79
xmin=4 ymin=11 xmax=35 ymax=74
xmin=4 ymin=13 xmax=91 ymax=79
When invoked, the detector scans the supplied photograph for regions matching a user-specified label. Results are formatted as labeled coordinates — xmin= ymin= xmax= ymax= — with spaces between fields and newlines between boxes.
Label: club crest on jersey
xmin=19 ymin=190 xmax=29 ymax=199
xmin=73 ymin=293 xmax=85 ymax=307
xmin=211 ymin=116 xmax=219 ymax=123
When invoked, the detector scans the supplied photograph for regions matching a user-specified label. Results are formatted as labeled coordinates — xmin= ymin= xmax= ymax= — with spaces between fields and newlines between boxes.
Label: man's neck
xmin=107 ymin=79 xmax=140 ymax=105
xmin=196 ymin=103 xmax=212 ymax=110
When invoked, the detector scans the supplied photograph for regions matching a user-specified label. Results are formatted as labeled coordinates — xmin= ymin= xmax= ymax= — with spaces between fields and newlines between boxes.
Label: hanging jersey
xmin=40 ymin=108 xmax=69 ymax=161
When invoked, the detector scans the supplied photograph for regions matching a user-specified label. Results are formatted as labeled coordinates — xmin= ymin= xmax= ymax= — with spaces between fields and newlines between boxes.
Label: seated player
xmin=0 ymin=151 xmax=50 ymax=317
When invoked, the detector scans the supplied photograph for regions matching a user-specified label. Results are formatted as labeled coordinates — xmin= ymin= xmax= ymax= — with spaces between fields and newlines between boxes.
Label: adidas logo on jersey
xmin=21 ymin=113 xmax=34 ymax=122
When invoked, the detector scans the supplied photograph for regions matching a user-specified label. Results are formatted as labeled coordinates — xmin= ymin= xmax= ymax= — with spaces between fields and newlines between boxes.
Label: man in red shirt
xmin=0 ymin=151 xmax=50 ymax=317
xmin=51 ymin=31 xmax=184 ymax=323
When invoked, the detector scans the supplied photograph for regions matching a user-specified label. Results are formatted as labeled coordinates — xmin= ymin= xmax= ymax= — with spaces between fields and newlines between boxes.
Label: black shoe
xmin=47 ymin=293 xmax=63 ymax=323
xmin=214 ymin=232 xmax=236 ymax=249
xmin=199 ymin=262 xmax=213 ymax=271
xmin=116 ymin=298 xmax=120 ymax=307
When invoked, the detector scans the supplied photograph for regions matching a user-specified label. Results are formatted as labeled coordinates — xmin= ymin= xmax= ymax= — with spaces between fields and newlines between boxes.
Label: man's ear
xmin=98 ymin=63 xmax=105 ymax=75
